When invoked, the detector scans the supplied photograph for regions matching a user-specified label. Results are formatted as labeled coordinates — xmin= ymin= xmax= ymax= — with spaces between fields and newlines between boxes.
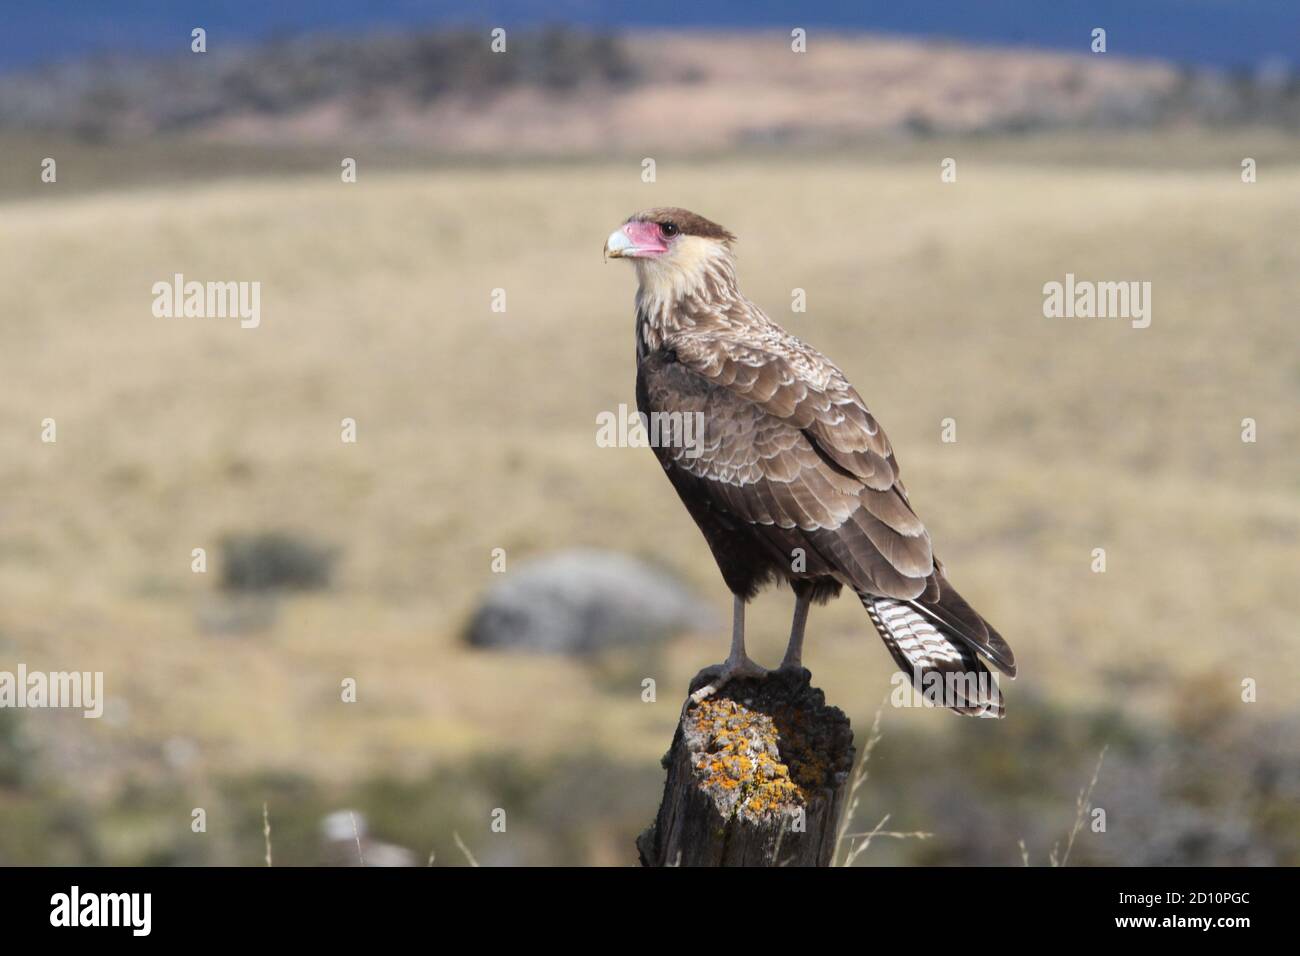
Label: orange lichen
xmin=689 ymin=693 xmax=831 ymax=821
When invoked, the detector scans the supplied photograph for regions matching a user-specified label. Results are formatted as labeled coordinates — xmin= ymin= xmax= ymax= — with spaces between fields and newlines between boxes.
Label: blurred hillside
xmin=2 ymin=133 xmax=1299 ymax=864
xmin=5 ymin=1 xmax=1299 ymax=71
xmin=3 ymin=29 xmax=1299 ymax=150
xmin=2 ymin=22 xmax=1299 ymax=867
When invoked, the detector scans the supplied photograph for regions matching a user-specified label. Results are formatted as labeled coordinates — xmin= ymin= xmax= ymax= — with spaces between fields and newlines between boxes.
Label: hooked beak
xmin=604 ymin=227 xmax=635 ymax=260
xmin=604 ymin=221 xmax=667 ymax=261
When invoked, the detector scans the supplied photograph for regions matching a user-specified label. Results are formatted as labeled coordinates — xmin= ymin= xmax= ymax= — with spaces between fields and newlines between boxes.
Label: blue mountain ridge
xmin=3 ymin=0 xmax=1296 ymax=72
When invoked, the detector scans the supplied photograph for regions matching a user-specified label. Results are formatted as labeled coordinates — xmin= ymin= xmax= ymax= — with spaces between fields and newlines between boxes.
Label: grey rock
xmin=320 ymin=810 xmax=418 ymax=867
xmin=464 ymin=549 xmax=715 ymax=656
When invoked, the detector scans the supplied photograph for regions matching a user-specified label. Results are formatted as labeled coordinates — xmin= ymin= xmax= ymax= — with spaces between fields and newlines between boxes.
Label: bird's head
xmin=605 ymin=207 xmax=737 ymax=300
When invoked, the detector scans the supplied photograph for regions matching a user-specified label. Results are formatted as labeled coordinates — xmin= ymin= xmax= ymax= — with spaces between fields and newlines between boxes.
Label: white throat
xmin=634 ymin=236 xmax=737 ymax=319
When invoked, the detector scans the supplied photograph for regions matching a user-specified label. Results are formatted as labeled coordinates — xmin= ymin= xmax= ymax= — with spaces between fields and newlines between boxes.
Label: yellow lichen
xmin=690 ymin=694 xmax=833 ymax=821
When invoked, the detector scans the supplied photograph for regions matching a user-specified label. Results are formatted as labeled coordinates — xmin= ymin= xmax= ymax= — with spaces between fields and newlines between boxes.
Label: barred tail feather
xmin=913 ymin=571 xmax=1016 ymax=677
xmin=861 ymin=593 xmax=1005 ymax=718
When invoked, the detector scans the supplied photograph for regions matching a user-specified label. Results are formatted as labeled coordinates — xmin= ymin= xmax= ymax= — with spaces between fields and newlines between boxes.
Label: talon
xmin=689 ymin=683 xmax=720 ymax=705
xmin=687 ymin=656 xmax=769 ymax=704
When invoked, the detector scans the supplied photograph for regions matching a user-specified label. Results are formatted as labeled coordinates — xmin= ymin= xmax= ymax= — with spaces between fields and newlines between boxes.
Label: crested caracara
xmin=605 ymin=207 xmax=1016 ymax=717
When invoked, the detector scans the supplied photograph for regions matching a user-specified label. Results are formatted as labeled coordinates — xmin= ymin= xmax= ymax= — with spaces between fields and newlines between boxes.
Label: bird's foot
xmin=688 ymin=655 xmax=769 ymax=705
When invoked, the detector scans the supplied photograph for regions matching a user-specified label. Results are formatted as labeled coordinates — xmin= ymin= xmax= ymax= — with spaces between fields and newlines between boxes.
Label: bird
xmin=604 ymin=207 xmax=1016 ymax=717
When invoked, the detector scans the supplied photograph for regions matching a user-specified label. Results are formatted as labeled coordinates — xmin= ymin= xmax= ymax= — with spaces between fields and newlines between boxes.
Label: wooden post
xmin=637 ymin=667 xmax=855 ymax=867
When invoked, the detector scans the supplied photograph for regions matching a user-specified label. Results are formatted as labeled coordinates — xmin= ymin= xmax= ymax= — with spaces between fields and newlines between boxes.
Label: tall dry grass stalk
xmin=834 ymin=702 xmax=933 ymax=866
xmin=262 ymin=802 xmax=272 ymax=867
xmin=351 ymin=810 xmax=365 ymax=866
xmin=1051 ymin=745 xmax=1108 ymax=867
xmin=453 ymin=830 xmax=480 ymax=867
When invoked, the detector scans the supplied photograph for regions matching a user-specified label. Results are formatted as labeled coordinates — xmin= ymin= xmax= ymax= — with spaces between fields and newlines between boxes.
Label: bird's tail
xmin=858 ymin=580 xmax=1014 ymax=718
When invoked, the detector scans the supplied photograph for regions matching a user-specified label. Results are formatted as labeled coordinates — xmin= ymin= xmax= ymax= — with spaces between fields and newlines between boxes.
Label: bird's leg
xmin=778 ymin=594 xmax=811 ymax=671
xmin=689 ymin=595 xmax=768 ymax=703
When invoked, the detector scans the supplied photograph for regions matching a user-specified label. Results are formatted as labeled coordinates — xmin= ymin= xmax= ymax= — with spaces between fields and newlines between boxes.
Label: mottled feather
xmin=626 ymin=207 xmax=1015 ymax=715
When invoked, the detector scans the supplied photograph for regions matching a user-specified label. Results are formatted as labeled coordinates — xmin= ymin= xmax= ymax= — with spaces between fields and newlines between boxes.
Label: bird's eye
xmin=660 ymin=222 xmax=679 ymax=238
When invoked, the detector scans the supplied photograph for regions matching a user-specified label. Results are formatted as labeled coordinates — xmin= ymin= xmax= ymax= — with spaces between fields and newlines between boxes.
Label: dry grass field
xmin=2 ymin=131 xmax=1298 ymax=864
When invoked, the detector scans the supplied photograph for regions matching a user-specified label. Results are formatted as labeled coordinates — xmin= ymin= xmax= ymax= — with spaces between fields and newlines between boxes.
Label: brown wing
xmin=669 ymin=333 xmax=903 ymax=492
xmin=640 ymin=343 xmax=932 ymax=600
xmin=650 ymin=331 xmax=1016 ymax=677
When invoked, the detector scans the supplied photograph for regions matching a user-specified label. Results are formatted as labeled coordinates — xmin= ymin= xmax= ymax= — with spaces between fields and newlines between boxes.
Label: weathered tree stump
xmin=637 ymin=667 xmax=855 ymax=867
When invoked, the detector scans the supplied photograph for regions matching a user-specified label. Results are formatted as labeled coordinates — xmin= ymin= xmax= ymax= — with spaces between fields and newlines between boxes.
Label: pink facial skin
xmin=620 ymin=219 xmax=672 ymax=257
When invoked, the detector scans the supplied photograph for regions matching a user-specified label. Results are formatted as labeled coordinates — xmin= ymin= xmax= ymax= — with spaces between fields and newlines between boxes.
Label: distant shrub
xmin=219 ymin=531 xmax=336 ymax=592
xmin=0 ymin=710 xmax=33 ymax=789
xmin=0 ymin=27 xmax=642 ymax=136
